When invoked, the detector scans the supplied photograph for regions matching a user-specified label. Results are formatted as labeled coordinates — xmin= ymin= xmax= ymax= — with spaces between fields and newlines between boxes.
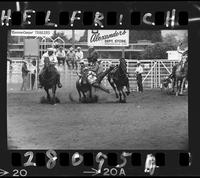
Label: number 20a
xmin=103 ymin=168 xmax=126 ymax=176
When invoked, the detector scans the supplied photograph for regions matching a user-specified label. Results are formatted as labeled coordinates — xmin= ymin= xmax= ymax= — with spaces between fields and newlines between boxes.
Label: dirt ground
xmin=7 ymin=86 xmax=188 ymax=150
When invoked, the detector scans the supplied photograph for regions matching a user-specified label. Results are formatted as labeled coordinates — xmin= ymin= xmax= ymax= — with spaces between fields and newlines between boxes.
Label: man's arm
xmin=80 ymin=51 xmax=84 ymax=59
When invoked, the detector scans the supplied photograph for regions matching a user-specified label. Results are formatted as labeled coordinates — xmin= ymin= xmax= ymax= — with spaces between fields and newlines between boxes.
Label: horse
xmin=39 ymin=57 xmax=60 ymax=104
xmin=76 ymin=70 xmax=92 ymax=102
xmin=76 ymin=65 xmax=114 ymax=102
xmin=107 ymin=58 xmax=130 ymax=103
xmin=172 ymin=60 xmax=188 ymax=96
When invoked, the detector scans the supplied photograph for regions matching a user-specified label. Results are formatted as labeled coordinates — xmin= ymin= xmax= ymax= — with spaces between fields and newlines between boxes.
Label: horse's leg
xmin=176 ymin=79 xmax=179 ymax=96
xmin=81 ymin=91 xmax=86 ymax=102
xmin=180 ymin=78 xmax=185 ymax=95
xmin=172 ymin=78 xmax=175 ymax=93
xmin=77 ymin=88 xmax=82 ymax=102
xmin=125 ymin=80 xmax=130 ymax=95
xmin=89 ymin=86 xmax=92 ymax=99
xmin=108 ymin=76 xmax=118 ymax=98
xmin=45 ymin=88 xmax=51 ymax=101
xmin=121 ymin=88 xmax=126 ymax=103
xmin=52 ymin=85 xmax=56 ymax=104
xmin=117 ymin=87 xmax=122 ymax=102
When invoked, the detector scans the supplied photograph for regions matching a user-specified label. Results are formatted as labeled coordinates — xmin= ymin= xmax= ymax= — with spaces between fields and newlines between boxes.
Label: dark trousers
xmin=21 ymin=74 xmax=28 ymax=90
xmin=136 ymin=73 xmax=143 ymax=92
xmin=31 ymin=74 xmax=35 ymax=89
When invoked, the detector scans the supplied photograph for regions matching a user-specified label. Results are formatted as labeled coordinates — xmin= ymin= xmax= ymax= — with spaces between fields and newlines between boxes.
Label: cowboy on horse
xmin=169 ymin=42 xmax=188 ymax=80
xmin=168 ymin=42 xmax=188 ymax=95
xmin=38 ymin=47 xmax=62 ymax=88
xmin=77 ymin=46 xmax=114 ymax=93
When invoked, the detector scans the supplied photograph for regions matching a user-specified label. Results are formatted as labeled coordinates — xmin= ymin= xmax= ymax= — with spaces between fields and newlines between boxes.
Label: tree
xmin=129 ymin=30 xmax=162 ymax=43
xmin=140 ymin=42 xmax=177 ymax=59
xmin=162 ymin=33 xmax=178 ymax=47
xmin=79 ymin=30 xmax=87 ymax=42
xmin=51 ymin=30 xmax=69 ymax=43
xmin=181 ymin=32 xmax=188 ymax=49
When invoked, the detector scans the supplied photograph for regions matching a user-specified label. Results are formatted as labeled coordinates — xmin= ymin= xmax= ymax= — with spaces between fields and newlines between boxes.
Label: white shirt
xmin=56 ymin=50 xmax=66 ymax=58
xmin=29 ymin=63 xmax=36 ymax=74
xmin=135 ymin=65 xmax=143 ymax=74
xmin=75 ymin=51 xmax=84 ymax=60
xmin=40 ymin=52 xmax=57 ymax=68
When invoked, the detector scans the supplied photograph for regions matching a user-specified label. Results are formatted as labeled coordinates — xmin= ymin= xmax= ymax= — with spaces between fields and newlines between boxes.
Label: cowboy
xmin=78 ymin=60 xmax=87 ymax=77
xmin=56 ymin=46 xmax=66 ymax=66
xmin=20 ymin=58 xmax=30 ymax=91
xmin=86 ymin=59 xmax=111 ymax=93
xmin=38 ymin=48 xmax=62 ymax=88
xmin=66 ymin=47 xmax=76 ymax=69
xmin=135 ymin=60 xmax=143 ymax=93
xmin=177 ymin=42 xmax=188 ymax=63
xmin=87 ymin=46 xmax=99 ymax=66
xmin=169 ymin=43 xmax=188 ymax=79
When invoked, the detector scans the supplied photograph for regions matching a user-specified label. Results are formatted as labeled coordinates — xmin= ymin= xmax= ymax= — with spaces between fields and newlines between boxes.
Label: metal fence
xmin=100 ymin=59 xmax=179 ymax=90
xmin=7 ymin=59 xmax=179 ymax=91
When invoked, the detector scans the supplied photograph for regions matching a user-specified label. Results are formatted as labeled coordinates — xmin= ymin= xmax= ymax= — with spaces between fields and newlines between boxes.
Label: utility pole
xmin=72 ymin=30 xmax=75 ymax=49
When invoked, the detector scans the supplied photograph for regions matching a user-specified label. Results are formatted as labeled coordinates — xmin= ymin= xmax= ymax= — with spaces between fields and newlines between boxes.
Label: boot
xmin=38 ymin=83 xmax=43 ymax=88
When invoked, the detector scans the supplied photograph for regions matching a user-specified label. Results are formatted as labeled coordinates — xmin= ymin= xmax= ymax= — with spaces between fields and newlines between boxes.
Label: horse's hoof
xmin=55 ymin=97 xmax=60 ymax=103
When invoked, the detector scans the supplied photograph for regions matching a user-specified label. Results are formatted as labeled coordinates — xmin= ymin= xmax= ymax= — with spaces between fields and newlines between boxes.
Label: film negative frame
xmin=0 ymin=0 xmax=199 ymax=176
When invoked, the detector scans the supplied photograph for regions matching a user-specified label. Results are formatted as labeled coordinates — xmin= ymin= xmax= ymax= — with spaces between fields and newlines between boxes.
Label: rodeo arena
xmin=7 ymin=30 xmax=188 ymax=150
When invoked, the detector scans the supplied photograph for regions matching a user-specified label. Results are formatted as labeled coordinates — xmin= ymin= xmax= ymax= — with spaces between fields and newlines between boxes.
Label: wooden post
xmin=122 ymin=47 xmax=125 ymax=58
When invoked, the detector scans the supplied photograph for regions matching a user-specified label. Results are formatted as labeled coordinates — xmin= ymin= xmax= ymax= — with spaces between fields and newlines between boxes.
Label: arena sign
xmin=88 ymin=30 xmax=129 ymax=46
xmin=11 ymin=29 xmax=54 ymax=37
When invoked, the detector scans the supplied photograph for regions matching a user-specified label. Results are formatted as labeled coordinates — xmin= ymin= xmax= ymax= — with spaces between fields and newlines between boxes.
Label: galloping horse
xmin=76 ymin=65 xmax=114 ymax=102
xmin=107 ymin=58 xmax=130 ymax=103
xmin=172 ymin=60 xmax=188 ymax=96
xmin=39 ymin=57 xmax=60 ymax=104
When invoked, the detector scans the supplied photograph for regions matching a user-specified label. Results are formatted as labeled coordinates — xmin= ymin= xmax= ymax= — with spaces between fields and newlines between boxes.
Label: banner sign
xmin=11 ymin=30 xmax=54 ymax=37
xmin=88 ymin=30 xmax=129 ymax=46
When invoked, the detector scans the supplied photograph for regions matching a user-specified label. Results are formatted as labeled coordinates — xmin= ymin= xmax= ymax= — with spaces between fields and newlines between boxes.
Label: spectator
xmin=20 ymin=58 xmax=30 ymax=91
xmin=75 ymin=46 xmax=84 ymax=63
xmin=66 ymin=47 xmax=76 ymax=69
xmin=29 ymin=59 xmax=37 ymax=90
xmin=56 ymin=46 xmax=66 ymax=66
xmin=135 ymin=61 xmax=143 ymax=93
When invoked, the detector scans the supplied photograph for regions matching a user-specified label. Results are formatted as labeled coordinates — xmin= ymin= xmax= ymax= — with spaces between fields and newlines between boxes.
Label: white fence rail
xmin=7 ymin=59 xmax=179 ymax=90
xmin=100 ymin=59 xmax=179 ymax=90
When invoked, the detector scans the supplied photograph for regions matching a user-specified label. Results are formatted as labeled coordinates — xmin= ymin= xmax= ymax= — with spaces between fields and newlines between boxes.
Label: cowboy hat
xmin=137 ymin=60 xmax=141 ymax=64
xmin=22 ymin=59 xmax=27 ymax=63
xmin=79 ymin=60 xmax=85 ymax=64
xmin=77 ymin=47 xmax=81 ymax=49
xmin=47 ymin=48 xmax=56 ymax=52
xmin=69 ymin=47 xmax=73 ymax=50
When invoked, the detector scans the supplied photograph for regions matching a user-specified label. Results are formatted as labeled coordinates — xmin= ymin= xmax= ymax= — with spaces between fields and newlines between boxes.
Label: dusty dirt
xmin=7 ymin=87 xmax=188 ymax=150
